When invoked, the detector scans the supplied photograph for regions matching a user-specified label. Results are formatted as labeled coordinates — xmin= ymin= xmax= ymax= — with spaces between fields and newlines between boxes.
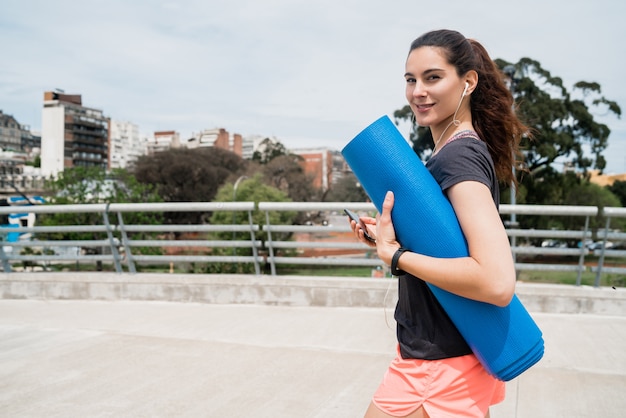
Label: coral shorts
xmin=372 ymin=346 xmax=505 ymax=418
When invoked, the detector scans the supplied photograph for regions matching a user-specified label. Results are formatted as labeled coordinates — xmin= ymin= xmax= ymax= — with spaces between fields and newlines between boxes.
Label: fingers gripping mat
xmin=341 ymin=116 xmax=543 ymax=381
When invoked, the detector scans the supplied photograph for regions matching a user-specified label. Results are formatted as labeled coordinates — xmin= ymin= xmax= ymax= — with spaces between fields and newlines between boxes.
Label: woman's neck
xmin=432 ymin=120 xmax=474 ymax=153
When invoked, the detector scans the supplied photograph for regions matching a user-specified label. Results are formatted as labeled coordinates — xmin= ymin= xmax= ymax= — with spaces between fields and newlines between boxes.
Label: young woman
xmin=348 ymin=29 xmax=529 ymax=418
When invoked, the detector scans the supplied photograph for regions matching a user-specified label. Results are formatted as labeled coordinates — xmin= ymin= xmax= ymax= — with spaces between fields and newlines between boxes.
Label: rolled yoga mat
xmin=342 ymin=115 xmax=543 ymax=381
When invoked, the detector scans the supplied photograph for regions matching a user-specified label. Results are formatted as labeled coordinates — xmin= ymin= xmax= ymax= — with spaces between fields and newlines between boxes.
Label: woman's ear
xmin=464 ymin=70 xmax=479 ymax=95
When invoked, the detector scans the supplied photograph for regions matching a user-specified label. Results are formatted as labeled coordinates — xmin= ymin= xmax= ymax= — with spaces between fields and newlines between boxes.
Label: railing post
xmin=116 ymin=211 xmax=136 ymax=274
xmin=265 ymin=210 xmax=277 ymax=276
xmin=576 ymin=215 xmax=591 ymax=286
xmin=247 ymin=209 xmax=260 ymax=275
xmin=0 ymin=241 xmax=12 ymax=273
xmin=594 ymin=216 xmax=611 ymax=287
xmin=103 ymin=203 xmax=123 ymax=274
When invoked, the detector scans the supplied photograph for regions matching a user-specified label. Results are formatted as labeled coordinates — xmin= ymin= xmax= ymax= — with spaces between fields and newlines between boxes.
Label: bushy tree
xmin=607 ymin=180 xmax=626 ymax=207
xmin=38 ymin=167 xmax=163 ymax=268
xmin=251 ymin=138 xmax=288 ymax=164
xmin=41 ymin=167 xmax=163 ymax=240
xmin=261 ymin=154 xmax=320 ymax=202
xmin=207 ymin=174 xmax=296 ymax=273
xmin=393 ymin=56 xmax=622 ymax=208
xmin=325 ymin=172 xmax=369 ymax=202
xmin=133 ymin=147 xmax=247 ymax=223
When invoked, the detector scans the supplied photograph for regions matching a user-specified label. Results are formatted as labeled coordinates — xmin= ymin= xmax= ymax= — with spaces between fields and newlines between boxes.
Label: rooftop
xmin=1 ymin=274 xmax=624 ymax=417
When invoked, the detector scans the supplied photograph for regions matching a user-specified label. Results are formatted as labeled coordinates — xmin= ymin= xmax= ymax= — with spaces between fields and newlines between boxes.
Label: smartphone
xmin=344 ymin=208 xmax=376 ymax=242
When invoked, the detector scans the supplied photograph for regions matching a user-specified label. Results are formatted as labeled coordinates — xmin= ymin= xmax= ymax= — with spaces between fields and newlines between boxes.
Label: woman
xmin=349 ymin=29 xmax=528 ymax=418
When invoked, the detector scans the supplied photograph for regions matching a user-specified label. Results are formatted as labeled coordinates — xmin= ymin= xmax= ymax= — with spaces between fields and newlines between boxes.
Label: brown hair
xmin=409 ymin=29 xmax=528 ymax=186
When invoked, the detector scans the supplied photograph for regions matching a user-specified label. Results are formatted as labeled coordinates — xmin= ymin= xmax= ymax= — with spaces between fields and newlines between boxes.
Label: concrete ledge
xmin=1 ymin=272 xmax=624 ymax=315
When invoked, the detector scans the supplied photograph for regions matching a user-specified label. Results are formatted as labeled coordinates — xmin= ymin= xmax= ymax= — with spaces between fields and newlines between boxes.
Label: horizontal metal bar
xmin=589 ymin=266 xmax=626 ymax=274
xmin=0 ymin=226 xmax=112 ymax=234
xmin=511 ymin=247 xmax=586 ymax=256
xmin=594 ymin=249 xmax=626 ymax=258
xmin=268 ymin=241 xmax=370 ymax=250
xmin=263 ymin=225 xmax=351 ymax=233
xmin=0 ymin=201 xmax=256 ymax=215
xmin=259 ymin=202 xmax=376 ymax=211
xmin=506 ymin=229 xmax=590 ymax=239
xmin=514 ymin=263 xmax=585 ymax=272
xmin=4 ymin=255 xmax=113 ymax=262
xmin=602 ymin=207 xmax=626 ymax=218
xmin=110 ymin=201 xmax=255 ymax=212
xmin=2 ymin=240 xmax=112 ymax=247
xmin=126 ymin=240 xmax=262 ymax=248
xmin=269 ymin=256 xmax=384 ymax=267
xmin=121 ymin=225 xmax=259 ymax=232
xmin=131 ymin=255 xmax=258 ymax=263
xmin=499 ymin=204 xmax=598 ymax=216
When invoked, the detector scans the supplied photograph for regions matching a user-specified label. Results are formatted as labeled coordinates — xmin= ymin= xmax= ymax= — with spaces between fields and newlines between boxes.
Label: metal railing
xmin=0 ymin=201 xmax=624 ymax=286
xmin=0 ymin=202 xmax=261 ymax=275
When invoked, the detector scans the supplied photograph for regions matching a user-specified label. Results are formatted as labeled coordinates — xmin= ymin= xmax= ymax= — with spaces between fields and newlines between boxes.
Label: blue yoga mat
xmin=342 ymin=115 xmax=543 ymax=381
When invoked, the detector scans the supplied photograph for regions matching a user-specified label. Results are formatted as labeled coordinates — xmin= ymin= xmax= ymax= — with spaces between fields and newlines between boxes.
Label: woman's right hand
xmin=348 ymin=215 xmax=377 ymax=248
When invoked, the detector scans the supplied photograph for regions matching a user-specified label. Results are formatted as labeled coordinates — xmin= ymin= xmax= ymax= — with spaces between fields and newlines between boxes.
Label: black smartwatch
xmin=391 ymin=247 xmax=409 ymax=276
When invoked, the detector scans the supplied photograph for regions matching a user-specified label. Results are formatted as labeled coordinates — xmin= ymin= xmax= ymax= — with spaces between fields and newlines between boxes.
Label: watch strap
xmin=391 ymin=247 xmax=409 ymax=276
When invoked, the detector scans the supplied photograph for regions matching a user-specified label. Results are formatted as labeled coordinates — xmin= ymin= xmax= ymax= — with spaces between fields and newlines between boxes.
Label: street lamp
xmin=232 ymin=175 xmax=248 ymax=255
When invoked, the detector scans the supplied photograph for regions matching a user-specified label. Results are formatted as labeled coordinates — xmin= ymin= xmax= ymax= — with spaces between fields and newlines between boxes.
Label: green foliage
xmin=261 ymin=154 xmax=321 ymax=203
xmin=39 ymin=166 xmax=163 ymax=244
xmin=211 ymin=174 xmax=296 ymax=242
xmin=607 ymin=180 xmax=626 ymax=207
xmin=495 ymin=57 xmax=620 ymax=176
xmin=208 ymin=174 xmax=296 ymax=273
xmin=133 ymin=147 xmax=247 ymax=224
xmin=251 ymin=138 xmax=288 ymax=164
xmin=514 ymin=171 xmax=625 ymax=236
xmin=325 ymin=172 xmax=369 ymax=202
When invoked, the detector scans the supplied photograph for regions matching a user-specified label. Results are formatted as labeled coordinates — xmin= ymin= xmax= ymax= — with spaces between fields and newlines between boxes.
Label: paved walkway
xmin=0 ymin=299 xmax=624 ymax=417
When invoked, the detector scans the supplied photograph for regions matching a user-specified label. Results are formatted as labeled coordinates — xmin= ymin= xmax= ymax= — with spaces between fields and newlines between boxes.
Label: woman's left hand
xmin=376 ymin=191 xmax=402 ymax=265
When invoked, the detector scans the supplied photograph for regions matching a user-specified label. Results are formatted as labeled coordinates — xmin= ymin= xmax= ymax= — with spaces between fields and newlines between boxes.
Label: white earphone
xmin=462 ymin=82 xmax=469 ymax=97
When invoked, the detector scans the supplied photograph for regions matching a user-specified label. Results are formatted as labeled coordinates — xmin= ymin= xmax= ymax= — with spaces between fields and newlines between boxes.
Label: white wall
xmin=41 ymin=106 xmax=65 ymax=177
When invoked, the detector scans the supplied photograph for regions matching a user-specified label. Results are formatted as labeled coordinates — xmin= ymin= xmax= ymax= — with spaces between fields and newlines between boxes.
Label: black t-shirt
xmin=395 ymin=135 xmax=499 ymax=360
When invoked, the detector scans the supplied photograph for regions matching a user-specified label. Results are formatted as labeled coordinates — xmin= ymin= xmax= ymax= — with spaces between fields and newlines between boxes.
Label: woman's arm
xmin=376 ymin=185 xmax=516 ymax=307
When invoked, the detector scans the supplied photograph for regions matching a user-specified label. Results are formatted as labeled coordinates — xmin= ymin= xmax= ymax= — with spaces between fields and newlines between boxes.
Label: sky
xmin=2 ymin=0 xmax=626 ymax=173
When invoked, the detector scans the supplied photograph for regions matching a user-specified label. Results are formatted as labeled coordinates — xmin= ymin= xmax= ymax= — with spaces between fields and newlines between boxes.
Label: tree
xmin=38 ymin=167 xmax=164 ymax=269
xmin=325 ymin=172 xmax=369 ymax=202
xmin=251 ymin=137 xmax=288 ymax=164
xmin=495 ymin=58 xmax=621 ymax=178
xmin=392 ymin=57 xmax=622 ymax=207
xmin=133 ymin=147 xmax=248 ymax=223
xmin=261 ymin=154 xmax=320 ymax=202
xmin=207 ymin=174 xmax=296 ymax=273
xmin=607 ymin=180 xmax=626 ymax=207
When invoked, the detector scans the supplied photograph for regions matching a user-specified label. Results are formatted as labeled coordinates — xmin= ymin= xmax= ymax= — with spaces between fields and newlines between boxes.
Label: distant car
xmin=541 ymin=239 xmax=567 ymax=248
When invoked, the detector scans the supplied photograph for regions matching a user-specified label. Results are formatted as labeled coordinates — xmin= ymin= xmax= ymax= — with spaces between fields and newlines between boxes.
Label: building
xmin=0 ymin=110 xmax=22 ymax=151
xmin=187 ymin=128 xmax=244 ymax=157
xmin=109 ymin=120 xmax=145 ymax=169
xmin=41 ymin=91 xmax=109 ymax=177
xmin=146 ymin=130 xmax=181 ymax=155
xmin=0 ymin=110 xmax=41 ymax=158
xmin=290 ymin=147 xmax=333 ymax=192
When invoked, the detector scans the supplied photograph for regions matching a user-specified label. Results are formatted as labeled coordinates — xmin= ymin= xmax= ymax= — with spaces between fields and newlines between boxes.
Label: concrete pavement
xmin=1 ymin=298 xmax=625 ymax=417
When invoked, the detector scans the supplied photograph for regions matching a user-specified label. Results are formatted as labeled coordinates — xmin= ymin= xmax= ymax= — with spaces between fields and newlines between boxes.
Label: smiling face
xmin=404 ymin=46 xmax=471 ymax=136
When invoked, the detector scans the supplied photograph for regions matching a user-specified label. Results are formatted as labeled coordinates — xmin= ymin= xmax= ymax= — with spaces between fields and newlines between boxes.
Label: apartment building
xmin=146 ymin=131 xmax=181 ymax=155
xmin=41 ymin=91 xmax=109 ymax=177
xmin=187 ymin=128 xmax=245 ymax=157
xmin=290 ymin=147 xmax=334 ymax=192
xmin=109 ymin=120 xmax=145 ymax=169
